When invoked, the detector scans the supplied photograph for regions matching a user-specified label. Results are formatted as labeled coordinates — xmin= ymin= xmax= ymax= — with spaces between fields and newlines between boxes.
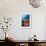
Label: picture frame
xmin=20 ymin=12 xmax=32 ymax=29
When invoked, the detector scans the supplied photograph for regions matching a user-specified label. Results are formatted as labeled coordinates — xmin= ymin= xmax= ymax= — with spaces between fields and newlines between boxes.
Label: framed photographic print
xmin=20 ymin=12 xmax=32 ymax=29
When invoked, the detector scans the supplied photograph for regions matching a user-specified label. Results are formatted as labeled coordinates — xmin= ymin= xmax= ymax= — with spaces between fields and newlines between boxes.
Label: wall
xmin=44 ymin=15 xmax=46 ymax=40
xmin=0 ymin=0 xmax=46 ymax=40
